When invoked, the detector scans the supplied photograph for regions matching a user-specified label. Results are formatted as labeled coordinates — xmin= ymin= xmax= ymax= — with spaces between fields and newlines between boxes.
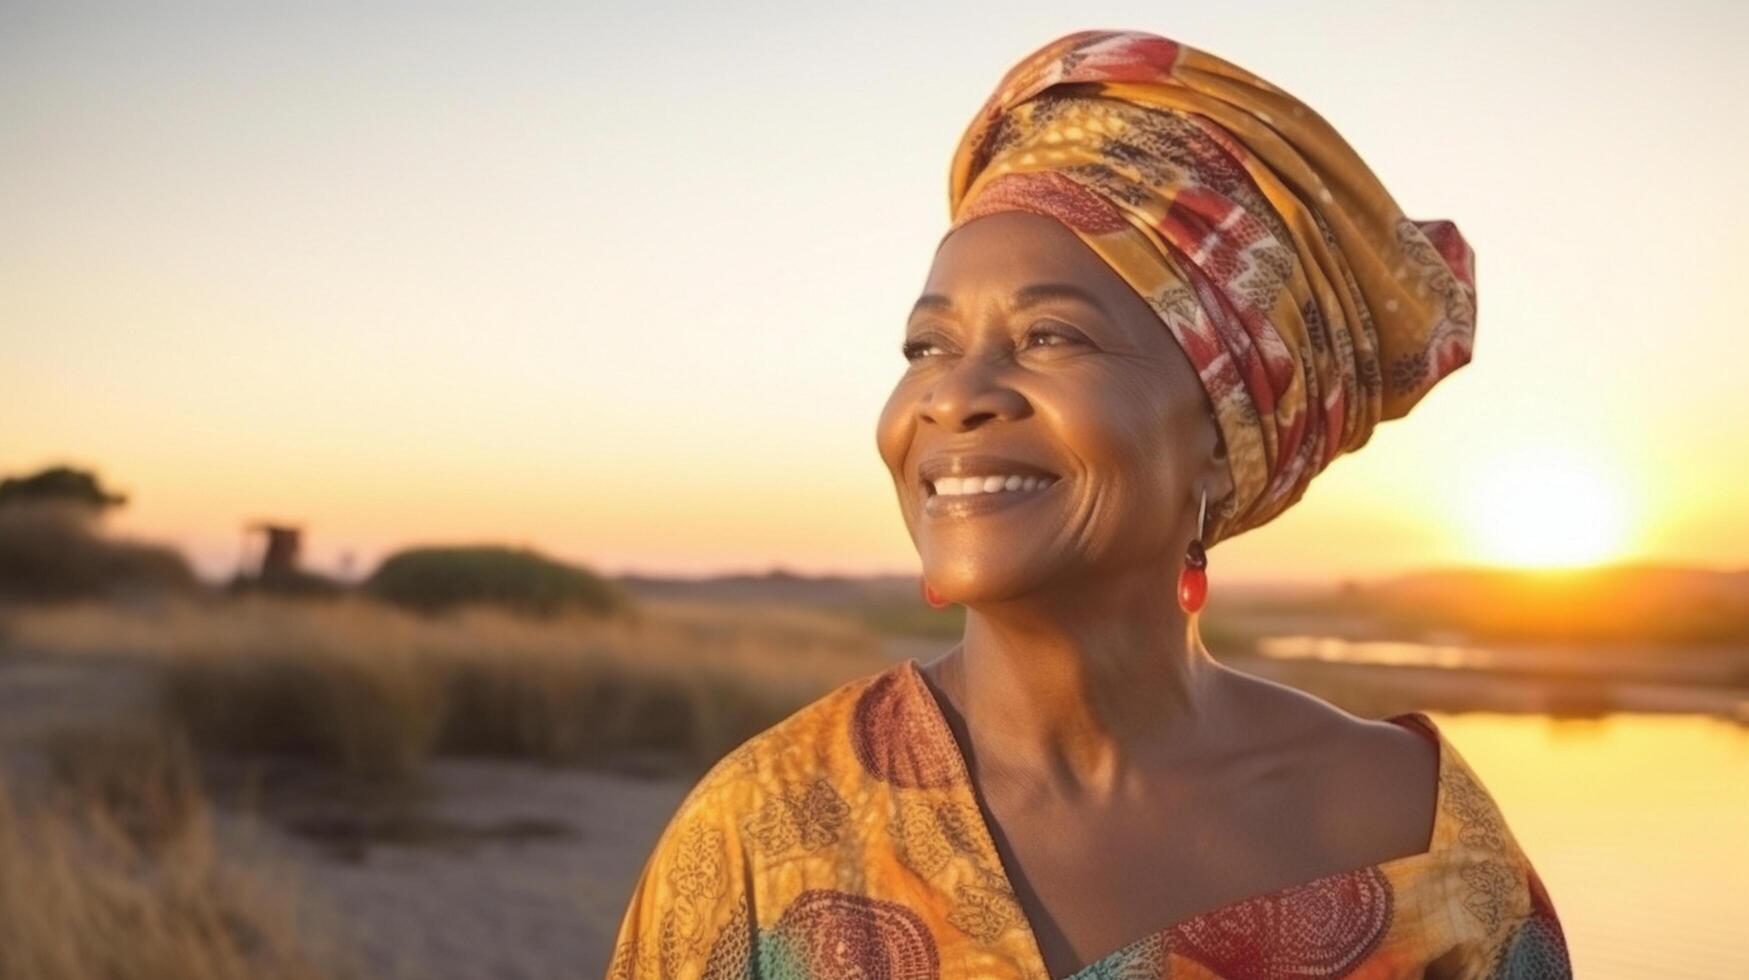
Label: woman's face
xmin=876 ymin=210 xmax=1230 ymax=603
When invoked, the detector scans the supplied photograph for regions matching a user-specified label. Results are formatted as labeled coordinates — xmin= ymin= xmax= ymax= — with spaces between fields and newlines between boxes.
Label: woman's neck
xmin=923 ymin=568 xmax=1225 ymax=802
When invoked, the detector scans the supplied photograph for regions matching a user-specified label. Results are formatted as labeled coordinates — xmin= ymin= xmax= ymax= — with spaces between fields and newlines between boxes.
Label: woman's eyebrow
xmin=1011 ymin=282 xmax=1110 ymax=316
xmin=909 ymin=282 xmax=1111 ymax=321
xmin=909 ymin=294 xmax=954 ymax=320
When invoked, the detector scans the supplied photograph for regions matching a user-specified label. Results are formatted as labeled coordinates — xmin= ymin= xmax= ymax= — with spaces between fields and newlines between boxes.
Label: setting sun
xmin=1463 ymin=448 xmax=1632 ymax=568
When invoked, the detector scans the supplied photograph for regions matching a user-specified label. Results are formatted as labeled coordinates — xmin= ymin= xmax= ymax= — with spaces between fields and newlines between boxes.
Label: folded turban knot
xmin=945 ymin=30 xmax=1476 ymax=549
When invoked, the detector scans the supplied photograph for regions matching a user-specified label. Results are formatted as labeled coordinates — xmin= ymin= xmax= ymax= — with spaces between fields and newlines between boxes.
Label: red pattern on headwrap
xmin=944 ymin=31 xmax=1476 ymax=546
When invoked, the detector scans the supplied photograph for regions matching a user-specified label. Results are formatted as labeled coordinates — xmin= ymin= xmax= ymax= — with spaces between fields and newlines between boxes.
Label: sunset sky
xmin=4 ymin=1 xmax=1745 ymax=585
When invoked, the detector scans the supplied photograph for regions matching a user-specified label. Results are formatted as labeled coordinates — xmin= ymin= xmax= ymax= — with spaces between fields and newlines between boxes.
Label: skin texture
xmin=875 ymin=211 xmax=1439 ymax=979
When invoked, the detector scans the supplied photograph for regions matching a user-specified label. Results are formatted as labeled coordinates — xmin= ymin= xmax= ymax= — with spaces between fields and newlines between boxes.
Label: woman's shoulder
xmin=1383 ymin=711 xmax=1530 ymax=862
xmin=1287 ymin=700 xmax=1573 ymax=972
xmin=667 ymin=658 xmax=910 ymax=827
xmin=1397 ymin=715 xmax=1574 ymax=972
xmin=1220 ymin=671 xmax=1447 ymax=861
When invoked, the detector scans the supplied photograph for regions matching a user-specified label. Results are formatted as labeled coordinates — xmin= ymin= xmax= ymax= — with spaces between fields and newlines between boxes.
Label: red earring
xmin=1177 ymin=487 xmax=1209 ymax=614
xmin=922 ymin=578 xmax=951 ymax=609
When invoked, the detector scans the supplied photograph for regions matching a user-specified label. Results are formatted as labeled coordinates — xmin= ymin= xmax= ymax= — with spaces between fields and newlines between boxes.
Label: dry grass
xmin=0 ymin=727 xmax=361 ymax=980
xmin=34 ymin=722 xmax=208 ymax=851
xmin=2 ymin=593 xmax=892 ymax=779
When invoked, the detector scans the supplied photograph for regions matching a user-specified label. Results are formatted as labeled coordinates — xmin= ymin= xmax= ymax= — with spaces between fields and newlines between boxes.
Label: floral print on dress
xmin=604 ymin=659 xmax=1571 ymax=980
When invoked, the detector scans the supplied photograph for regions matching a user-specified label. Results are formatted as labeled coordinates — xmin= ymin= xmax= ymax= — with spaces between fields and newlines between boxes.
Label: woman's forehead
xmin=922 ymin=211 xmax=1137 ymax=309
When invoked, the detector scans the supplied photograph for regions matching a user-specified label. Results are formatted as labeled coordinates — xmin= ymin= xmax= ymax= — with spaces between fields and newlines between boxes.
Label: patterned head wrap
xmin=945 ymin=31 xmax=1476 ymax=548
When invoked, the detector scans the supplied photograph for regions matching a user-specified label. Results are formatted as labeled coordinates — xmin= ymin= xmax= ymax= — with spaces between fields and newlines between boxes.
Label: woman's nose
xmin=917 ymin=356 xmax=1027 ymax=431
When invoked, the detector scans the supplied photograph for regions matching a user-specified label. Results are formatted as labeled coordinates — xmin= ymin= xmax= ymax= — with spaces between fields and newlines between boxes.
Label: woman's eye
xmin=901 ymin=339 xmax=940 ymax=361
xmin=903 ymin=326 xmax=1082 ymax=361
xmin=1026 ymin=326 xmax=1081 ymax=349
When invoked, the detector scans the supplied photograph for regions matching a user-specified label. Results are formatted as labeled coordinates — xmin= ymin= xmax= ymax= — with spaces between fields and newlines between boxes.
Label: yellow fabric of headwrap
xmin=945 ymin=30 xmax=1477 ymax=548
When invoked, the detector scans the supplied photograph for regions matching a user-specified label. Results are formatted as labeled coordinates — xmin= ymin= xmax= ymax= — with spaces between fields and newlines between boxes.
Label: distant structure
xmin=231 ymin=521 xmax=342 ymax=597
xmin=248 ymin=522 xmax=303 ymax=579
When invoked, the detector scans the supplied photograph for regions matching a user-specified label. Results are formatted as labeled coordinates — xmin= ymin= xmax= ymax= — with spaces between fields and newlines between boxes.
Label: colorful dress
xmin=604 ymin=658 xmax=1572 ymax=979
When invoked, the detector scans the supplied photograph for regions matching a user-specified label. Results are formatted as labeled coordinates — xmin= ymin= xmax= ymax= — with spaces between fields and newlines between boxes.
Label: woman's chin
xmin=917 ymin=562 xmax=1063 ymax=605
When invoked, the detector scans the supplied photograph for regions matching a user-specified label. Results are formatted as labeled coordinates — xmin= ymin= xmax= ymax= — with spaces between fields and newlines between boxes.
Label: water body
xmin=1428 ymin=711 xmax=1747 ymax=980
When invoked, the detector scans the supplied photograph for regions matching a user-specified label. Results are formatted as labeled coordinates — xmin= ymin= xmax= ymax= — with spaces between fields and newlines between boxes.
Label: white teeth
xmin=931 ymin=474 xmax=1057 ymax=496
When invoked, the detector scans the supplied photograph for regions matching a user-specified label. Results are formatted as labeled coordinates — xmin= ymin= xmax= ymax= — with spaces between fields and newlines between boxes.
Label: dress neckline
xmin=895 ymin=656 xmax=1450 ymax=980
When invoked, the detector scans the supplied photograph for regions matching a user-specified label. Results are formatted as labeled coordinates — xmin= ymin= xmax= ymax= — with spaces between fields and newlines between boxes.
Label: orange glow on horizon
xmin=2 ymin=4 xmax=1742 ymax=584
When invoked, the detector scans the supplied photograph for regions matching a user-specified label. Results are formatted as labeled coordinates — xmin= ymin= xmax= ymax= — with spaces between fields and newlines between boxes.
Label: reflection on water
xmin=1255 ymin=634 xmax=1749 ymax=720
xmin=1430 ymin=711 xmax=1748 ymax=980
xmin=1260 ymin=635 xmax=1499 ymax=668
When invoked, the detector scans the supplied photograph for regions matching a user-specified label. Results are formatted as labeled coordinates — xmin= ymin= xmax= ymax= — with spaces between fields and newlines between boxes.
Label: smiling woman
xmin=605 ymin=29 xmax=1569 ymax=980
xmin=883 ymin=209 xmax=1232 ymax=605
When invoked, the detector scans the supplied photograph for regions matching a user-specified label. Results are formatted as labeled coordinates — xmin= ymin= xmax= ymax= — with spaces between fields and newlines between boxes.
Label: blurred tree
xmin=0 ymin=465 xmax=127 ymax=513
xmin=0 ymin=464 xmax=197 ymax=600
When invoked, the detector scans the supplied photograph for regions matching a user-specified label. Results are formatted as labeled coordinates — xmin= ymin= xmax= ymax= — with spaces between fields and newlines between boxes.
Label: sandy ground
xmin=264 ymin=641 xmax=941 ymax=978
xmin=217 ymin=761 xmax=693 ymax=980
xmin=0 ymin=651 xmax=697 ymax=980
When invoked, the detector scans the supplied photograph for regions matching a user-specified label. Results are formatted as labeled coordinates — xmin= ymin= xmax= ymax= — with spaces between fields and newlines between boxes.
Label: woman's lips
xmin=923 ymin=475 xmax=1065 ymax=519
xmin=917 ymin=453 xmax=1059 ymax=488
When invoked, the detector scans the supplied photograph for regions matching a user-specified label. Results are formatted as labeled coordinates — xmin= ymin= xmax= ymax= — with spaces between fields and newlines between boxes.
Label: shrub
xmin=0 ymin=732 xmax=361 ymax=980
xmin=0 ymin=502 xmax=198 ymax=602
xmin=364 ymin=545 xmax=628 ymax=617
xmin=5 ymin=595 xmax=891 ymax=779
xmin=227 ymin=568 xmax=350 ymax=600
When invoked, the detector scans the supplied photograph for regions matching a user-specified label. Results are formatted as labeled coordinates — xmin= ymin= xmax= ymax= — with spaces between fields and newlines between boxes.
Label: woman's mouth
xmin=928 ymin=473 xmax=1057 ymax=496
xmin=923 ymin=473 xmax=1064 ymax=518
